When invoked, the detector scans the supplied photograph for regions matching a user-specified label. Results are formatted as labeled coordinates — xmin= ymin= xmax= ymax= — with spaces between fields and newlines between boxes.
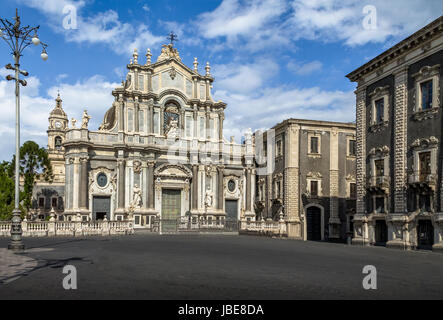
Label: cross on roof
xmin=167 ymin=31 xmax=178 ymax=45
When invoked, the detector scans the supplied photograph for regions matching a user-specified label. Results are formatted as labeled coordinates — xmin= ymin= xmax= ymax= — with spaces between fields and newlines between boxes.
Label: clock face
xmin=55 ymin=121 xmax=62 ymax=129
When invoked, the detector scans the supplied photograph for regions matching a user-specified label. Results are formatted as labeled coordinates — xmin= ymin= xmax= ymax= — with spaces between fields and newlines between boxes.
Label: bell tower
xmin=47 ymin=93 xmax=68 ymax=151
xmin=47 ymin=93 xmax=68 ymax=183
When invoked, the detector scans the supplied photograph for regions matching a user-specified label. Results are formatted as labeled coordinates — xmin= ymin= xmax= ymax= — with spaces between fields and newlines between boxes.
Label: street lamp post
xmin=0 ymin=9 xmax=48 ymax=251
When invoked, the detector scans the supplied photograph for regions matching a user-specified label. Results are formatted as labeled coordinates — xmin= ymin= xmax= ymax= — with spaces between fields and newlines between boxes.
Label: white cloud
xmin=213 ymin=59 xmax=279 ymax=94
xmin=211 ymin=60 xmax=355 ymax=140
xmin=197 ymin=0 xmax=290 ymax=52
xmin=0 ymin=71 xmax=119 ymax=161
xmin=287 ymin=60 xmax=323 ymax=75
xmin=287 ymin=0 xmax=443 ymax=46
xmin=19 ymin=0 xmax=163 ymax=56
xmin=196 ymin=0 xmax=443 ymax=50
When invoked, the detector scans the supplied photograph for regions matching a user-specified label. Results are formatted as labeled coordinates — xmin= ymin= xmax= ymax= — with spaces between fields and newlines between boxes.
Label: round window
xmin=97 ymin=173 xmax=108 ymax=187
xmin=228 ymin=180 xmax=236 ymax=192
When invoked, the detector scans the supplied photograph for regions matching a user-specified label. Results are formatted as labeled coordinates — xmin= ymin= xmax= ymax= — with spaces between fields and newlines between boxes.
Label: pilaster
xmin=393 ymin=67 xmax=408 ymax=214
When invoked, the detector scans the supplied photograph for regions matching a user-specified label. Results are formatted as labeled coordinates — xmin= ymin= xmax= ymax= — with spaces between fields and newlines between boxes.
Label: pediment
xmin=155 ymin=164 xmax=192 ymax=178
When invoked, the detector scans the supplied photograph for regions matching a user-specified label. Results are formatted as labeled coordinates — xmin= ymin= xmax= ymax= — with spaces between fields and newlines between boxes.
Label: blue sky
xmin=0 ymin=0 xmax=442 ymax=161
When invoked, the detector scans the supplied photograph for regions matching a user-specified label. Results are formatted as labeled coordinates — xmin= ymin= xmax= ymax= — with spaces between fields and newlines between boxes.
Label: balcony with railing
xmin=408 ymin=172 xmax=437 ymax=190
xmin=367 ymin=175 xmax=390 ymax=192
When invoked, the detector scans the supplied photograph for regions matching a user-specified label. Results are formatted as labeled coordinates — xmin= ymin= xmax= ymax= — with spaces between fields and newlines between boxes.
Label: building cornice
xmin=346 ymin=16 xmax=443 ymax=82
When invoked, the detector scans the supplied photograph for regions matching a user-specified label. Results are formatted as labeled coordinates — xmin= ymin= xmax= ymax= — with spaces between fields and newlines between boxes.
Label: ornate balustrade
xmin=0 ymin=219 xmax=134 ymax=237
xmin=239 ymin=219 xmax=287 ymax=237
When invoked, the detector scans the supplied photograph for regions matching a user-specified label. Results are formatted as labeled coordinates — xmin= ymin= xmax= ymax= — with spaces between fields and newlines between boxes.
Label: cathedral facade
xmin=34 ymin=44 xmax=256 ymax=230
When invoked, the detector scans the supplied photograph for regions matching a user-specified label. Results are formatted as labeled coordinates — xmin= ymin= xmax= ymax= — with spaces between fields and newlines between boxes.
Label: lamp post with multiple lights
xmin=0 ymin=9 xmax=48 ymax=251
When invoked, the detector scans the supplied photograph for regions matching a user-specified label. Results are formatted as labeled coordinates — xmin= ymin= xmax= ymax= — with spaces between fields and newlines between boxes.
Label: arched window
xmin=55 ymin=136 xmax=62 ymax=149
xmin=164 ymin=101 xmax=180 ymax=132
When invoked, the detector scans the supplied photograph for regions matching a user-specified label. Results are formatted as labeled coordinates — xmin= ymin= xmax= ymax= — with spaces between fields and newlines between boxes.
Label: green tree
xmin=12 ymin=141 xmax=54 ymax=213
xmin=0 ymin=161 xmax=15 ymax=220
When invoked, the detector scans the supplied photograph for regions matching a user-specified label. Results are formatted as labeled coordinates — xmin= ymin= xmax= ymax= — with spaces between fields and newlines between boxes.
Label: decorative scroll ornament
xmin=411 ymin=136 xmax=439 ymax=149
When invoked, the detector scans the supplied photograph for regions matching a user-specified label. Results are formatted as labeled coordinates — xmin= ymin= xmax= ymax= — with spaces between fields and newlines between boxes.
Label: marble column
xmin=118 ymin=96 xmax=124 ymax=132
xmin=80 ymin=157 xmax=88 ymax=209
xmin=218 ymin=166 xmax=224 ymax=210
xmin=219 ymin=113 xmax=224 ymax=141
xmin=147 ymin=71 xmax=152 ymax=92
xmin=118 ymin=159 xmax=126 ymax=209
xmin=192 ymin=165 xmax=199 ymax=210
xmin=193 ymin=109 xmax=198 ymax=138
xmin=149 ymin=103 xmax=154 ymax=134
xmin=147 ymin=162 xmax=155 ymax=210
xmin=134 ymin=100 xmax=140 ymax=133
xmin=206 ymin=110 xmax=210 ymax=139
xmin=246 ymin=168 xmax=252 ymax=212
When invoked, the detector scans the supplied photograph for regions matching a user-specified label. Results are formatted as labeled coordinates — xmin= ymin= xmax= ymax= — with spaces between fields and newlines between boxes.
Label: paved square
xmin=0 ymin=234 xmax=443 ymax=299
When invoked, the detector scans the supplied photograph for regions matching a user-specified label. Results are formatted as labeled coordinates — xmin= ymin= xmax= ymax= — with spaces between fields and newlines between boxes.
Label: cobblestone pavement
xmin=0 ymin=234 xmax=442 ymax=300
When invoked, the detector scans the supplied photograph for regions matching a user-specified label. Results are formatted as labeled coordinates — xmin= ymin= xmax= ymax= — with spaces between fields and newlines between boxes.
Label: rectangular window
xmin=349 ymin=140 xmax=356 ymax=156
xmin=375 ymin=197 xmax=385 ymax=213
xmin=153 ymin=110 xmax=160 ymax=134
xmin=209 ymin=118 xmax=214 ymax=139
xmin=421 ymin=80 xmax=433 ymax=110
xmin=310 ymin=137 xmax=319 ymax=154
xmin=51 ymin=197 xmax=57 ymax=208
xmin=199 ymin=117 xmax=205 ymax=139
xmin=139 ymin=110 xmax=144 ymax=133
xmin=38 ymin=197 xmax=45 ymax=208
xmin=185 ymin=115 xmax=192 ymax=138
xmin=138 ymin=75 xmax=144 ymax=91
xmin=375 ymin=98 xmax=384 ymax=123
xmin=128 ymin=108 xmax=134 ymax=132
xmin=419 ymin=151 xmax=432 ymax=182
xmin=350 ymin=183 xmax=357 ymax=199
xmin=276 ymin=181 xmax=281 ymax=198
xmin=276 ymin=140 xmax=282 ymax=156
xmin=310 ymin=181 xmax=318 ymax=197
xmin=375 ymin=159 xmax=384 ymax=177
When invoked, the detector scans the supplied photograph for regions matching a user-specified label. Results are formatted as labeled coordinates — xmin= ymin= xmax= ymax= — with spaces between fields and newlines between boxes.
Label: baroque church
xmin=33 ymin=43 xmax=256 ymax=230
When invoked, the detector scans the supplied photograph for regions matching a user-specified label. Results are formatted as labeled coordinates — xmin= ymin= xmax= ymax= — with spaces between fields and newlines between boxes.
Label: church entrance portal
xmin=92 ymin=196 xmax=111 ymax=221
xmin=161 ymin=189 xmax=182 ymax=233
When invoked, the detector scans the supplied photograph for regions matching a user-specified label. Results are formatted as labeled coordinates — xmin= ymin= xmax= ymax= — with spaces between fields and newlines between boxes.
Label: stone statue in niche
xmin=166 ymin=119 xmax=179 ymax=140
xmin=204 ymin=190 xmax=213 ymax=208
xmin=133 ymin=161 xmax=142 ymax=174
xmin=81 ymin=110 xmax=91 ymax=129
xmin=130 ymin=184 xmax=142 ymax=209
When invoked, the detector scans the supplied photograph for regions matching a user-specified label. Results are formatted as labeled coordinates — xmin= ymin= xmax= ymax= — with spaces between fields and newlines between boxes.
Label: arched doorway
xmin=417 ymin=220 xmax=434 ymax=250
xmin=306 ymin=206 xmax=323 ymax=241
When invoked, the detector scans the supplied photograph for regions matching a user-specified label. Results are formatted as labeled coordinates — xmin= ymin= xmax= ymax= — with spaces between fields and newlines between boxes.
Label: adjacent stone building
xmin=254 ymin=119 xmax=356 ymax=241
xmin=346 ymin=16 xmax=443 ymax=251
xmin=33 ymin=43 xmax=256 ymax=230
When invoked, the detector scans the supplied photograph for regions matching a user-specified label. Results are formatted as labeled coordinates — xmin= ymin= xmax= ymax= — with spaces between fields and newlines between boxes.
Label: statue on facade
xmin=130 ymin=184 xmax=142 ymax=209
xmin=71 ymin=117 xmax=77 ymax=128
xmin=166 ymin=119 xmax=179 ymax=140
xmin=204 ymin=190 xmax=213 ymax=208
xmin=157 ymin=44 xmax=181 ymax=62
xmin=81 ymin=110 xmax=91 ymax=129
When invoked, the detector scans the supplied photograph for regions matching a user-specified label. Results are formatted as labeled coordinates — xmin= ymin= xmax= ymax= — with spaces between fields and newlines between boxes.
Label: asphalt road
xmin=0 ymin=233 xmax=443 ymax=300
